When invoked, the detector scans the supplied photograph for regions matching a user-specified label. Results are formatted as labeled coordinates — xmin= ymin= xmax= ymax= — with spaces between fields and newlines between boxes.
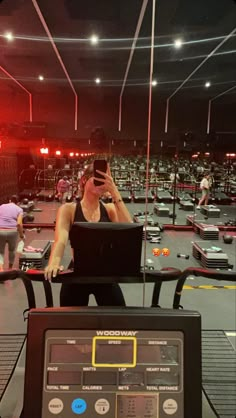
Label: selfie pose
xmin=44 ymin=161 xmax=132 ymax=306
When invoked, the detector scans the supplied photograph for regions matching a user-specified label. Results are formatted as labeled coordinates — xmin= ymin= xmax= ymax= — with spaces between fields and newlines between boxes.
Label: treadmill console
xmin=22 ymin=308 xmax=202 ymax=418
xmin=43 ymin=329 xmax=183 ymax=417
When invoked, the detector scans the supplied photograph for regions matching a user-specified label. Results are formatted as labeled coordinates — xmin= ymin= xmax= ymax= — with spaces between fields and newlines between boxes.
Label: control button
xmin=163 ymin=399 xmax=178 ymax=415
xmin=71 ymin=398 xmax=87 ymax=415
xmin=95 ymin=398 xmax=110 ymax=415
xmin=48 ymin=398 xmax=63 ymax=415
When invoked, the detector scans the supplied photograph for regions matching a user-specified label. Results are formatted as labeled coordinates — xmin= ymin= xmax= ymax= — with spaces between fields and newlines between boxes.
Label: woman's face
xmin=83 ymin=175 xmax=106 ymax=196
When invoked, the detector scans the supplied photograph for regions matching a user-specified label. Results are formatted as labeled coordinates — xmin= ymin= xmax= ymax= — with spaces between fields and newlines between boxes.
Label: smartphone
xmin=93 ymin=159 xmax=107 ymax=186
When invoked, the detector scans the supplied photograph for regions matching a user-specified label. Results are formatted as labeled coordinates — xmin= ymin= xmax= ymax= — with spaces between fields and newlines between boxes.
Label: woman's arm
xmin=17 ymin=213 xmax=24 ymax=239
xmin=44 ymin=204 xmax=72 ymax=279
xmin=106 ymin=199 xmax=132 ymax=223
xmin=94 ymin=166 xmax=132 ymax=223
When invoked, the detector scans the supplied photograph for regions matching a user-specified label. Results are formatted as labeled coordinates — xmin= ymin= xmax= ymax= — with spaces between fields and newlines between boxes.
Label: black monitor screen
xmin=69 ymin=222 xmax=143 ymax=276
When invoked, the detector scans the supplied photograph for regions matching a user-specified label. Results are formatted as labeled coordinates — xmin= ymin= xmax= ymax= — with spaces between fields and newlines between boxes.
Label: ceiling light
xmin=40 ymin=147 xmax=49 ymax=155
xmin=95 ymin=77 xmax=101 ymax=84
xmin=4 ymin=32 xmax=14 ymax=41
xmin=152 ymin=80 xmax=158 ymax=87
xmin=174 ymin=39 xmax=183 ymax=49
xmin=90 ymin=35 xmax=99 ymax=45
xmin=38 ymin=75 xmax=44 ymax=81
xmin=205 ymin=81 xmax=211 ymax=88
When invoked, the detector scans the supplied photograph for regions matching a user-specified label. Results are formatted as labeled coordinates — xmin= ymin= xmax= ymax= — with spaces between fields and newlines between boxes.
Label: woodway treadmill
xmin=0 ymin=266 xmax=235 ymax=418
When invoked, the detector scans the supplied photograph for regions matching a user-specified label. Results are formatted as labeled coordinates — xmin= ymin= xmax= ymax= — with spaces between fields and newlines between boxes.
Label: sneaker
xmin=196 ymin=206 xmax=201 ymax=209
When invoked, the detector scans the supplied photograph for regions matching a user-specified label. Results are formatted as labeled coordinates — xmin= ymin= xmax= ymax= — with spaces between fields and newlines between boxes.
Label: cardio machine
xmin=0 ymin=222 xmax=217 ymax=418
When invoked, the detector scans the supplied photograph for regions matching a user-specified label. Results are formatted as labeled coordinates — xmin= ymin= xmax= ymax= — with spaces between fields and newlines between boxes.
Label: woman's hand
xmin=94 ymin=166 xmax=120 ymax=201
xmin=44 ymin=264 xmax=64 ymax=281
xmin=94 ymin=165 xmax=132 ymax=223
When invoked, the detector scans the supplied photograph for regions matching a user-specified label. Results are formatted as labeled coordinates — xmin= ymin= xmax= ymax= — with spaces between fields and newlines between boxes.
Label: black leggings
xmin=60 ymin=283 xmax=126 ymax=307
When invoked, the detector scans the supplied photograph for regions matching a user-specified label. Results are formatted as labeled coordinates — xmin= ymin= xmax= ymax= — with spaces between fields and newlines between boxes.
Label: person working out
xmin=0 ymin=195 xmax=24 ymax=271
xmin=56 ymin=176 xmax=71 ymax=203
xmin=197 ymin=172 xmax=211 ymax=208
xmin=45 ymin=162 xmax=132 ymax=306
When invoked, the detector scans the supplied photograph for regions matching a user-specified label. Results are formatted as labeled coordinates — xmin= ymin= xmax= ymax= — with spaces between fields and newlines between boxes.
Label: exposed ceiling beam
xmin=211 ymin=85 xmax=236 ymax=101
xmin=32 ymin=0 xmax=78 ymax=130
xmin=165 ymin=26 xmax=236 ymax=133
xmin=207 ymin=85 xmax=236 ymax=133
xmin=0 ymin=65 xmax=32 ymax=121
xmin=118 ymin=0 xmax=149 ymax=131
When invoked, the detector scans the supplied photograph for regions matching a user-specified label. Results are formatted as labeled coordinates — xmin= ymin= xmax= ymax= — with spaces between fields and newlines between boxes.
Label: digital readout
xmin=119 ymin=371 xmax=144 ymax=386
xmin=147 ymin=371 xmax=179 ymax=386
xmin=47 ymin=371 xmax=81 ymax=385
xmin=49 ymin=343 xmax=178 ymax=366
xmin=50 ymin=344 xmax=92 ymax=363
xmin=137 ymin=345 xmax=178 ymax=364
xmin=95 ymin=341 xmax=134 ymax=364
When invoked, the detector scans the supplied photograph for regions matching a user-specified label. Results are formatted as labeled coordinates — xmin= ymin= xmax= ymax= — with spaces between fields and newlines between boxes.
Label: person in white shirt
xmin=170 ymin=172 xmax=180 ymax=183
xmin=57 ymin=176 xmax=71 ymax=203
xmin=197 ymin=173 xmax=211 ymax=209
xmin=169 ymin=172 xmax=180 ymax=191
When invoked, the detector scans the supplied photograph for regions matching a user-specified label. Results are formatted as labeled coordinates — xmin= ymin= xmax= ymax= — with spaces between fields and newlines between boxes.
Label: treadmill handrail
xmin=0 ymin=268 xmax=182 ymax=310
xmin=25 ymin=267 xmax=182 ymax=283
xmin=0 ymin=269 xmax=36 ymax=310
xmin=1 ymin=267 xmax=235 ymax=311
xmin=173 ymin=267 xmax=236 ymax=309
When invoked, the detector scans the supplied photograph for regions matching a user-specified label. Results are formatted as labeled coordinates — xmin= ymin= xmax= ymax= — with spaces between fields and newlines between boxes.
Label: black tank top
xmin=68 ymin=201 xmax=111 ymax=270
xmin=73 ymin=201 xmax=111 ymax=223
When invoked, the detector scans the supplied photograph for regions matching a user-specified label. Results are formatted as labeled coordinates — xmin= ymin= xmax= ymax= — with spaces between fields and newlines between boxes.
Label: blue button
xmin=71 ymin=398 xmax=87 ymax=415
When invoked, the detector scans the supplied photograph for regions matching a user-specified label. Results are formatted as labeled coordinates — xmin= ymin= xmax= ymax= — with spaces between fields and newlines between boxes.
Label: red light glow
xmin=40 ymin=147 xmax=49 ymax=155
xmin=69 ymin=152 xmax=74 ymax=157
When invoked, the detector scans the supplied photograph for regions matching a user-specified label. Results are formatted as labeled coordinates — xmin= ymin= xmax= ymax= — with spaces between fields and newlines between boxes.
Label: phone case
xmin=94 ymin=160 xmax=107 ymax=186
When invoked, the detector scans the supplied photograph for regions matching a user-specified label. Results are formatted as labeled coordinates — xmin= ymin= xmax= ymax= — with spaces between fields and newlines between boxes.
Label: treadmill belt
xmin=0 ymin=334 xmax=26 ymax=400
xmin=202 ymin=330 xmax=236 ymax=418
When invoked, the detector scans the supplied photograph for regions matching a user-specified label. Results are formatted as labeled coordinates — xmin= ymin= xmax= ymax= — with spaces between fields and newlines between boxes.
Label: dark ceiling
xmin=0 ymin=0 xmax=235 ymax=97
xmin=0 ymin=0 xmax=236 ymax=146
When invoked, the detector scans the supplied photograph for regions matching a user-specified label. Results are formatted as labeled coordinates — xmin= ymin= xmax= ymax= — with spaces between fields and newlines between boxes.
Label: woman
xmin=0 ymin=195 xmax=24 ymax=271
xmin=44 ymin=162 xmax=132 ymax=306
xmin=197 ymin=172 xmax=211 ymax=209
xmin=56 ymin=175 xmax=71 ymax=203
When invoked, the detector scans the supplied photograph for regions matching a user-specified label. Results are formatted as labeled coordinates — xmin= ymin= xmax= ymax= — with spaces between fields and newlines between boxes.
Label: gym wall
xmin=0 ymin=156 xmax=18 ymax=203
xmin=1 ymin=89 xmax=236 ymax=141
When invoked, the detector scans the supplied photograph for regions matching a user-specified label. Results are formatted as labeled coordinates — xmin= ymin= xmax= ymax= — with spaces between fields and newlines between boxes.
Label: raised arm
xmin=106 ymin=192 xmax=132 ymax=223
xmin=94 ymin=166 xmax=132 ymax=223
xmin=44 ymin=204 xmax=72 ymax=280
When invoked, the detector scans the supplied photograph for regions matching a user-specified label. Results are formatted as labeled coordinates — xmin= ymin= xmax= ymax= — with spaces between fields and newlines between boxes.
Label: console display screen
xmin=50 ymin=344 xmax=92 ymax=363
xmin=137 ymin=345 xmax=178 ymax=364
xmin=147 ymin=372 xmax=179 ymax=386
xmin=95 ymin=342 xmax=134 ymax=364
xmin=48 ymin=371 xmax=81 ymax=385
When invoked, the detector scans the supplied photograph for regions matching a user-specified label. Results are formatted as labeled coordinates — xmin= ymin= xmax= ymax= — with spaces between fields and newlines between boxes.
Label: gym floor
xmin=0 ymin=200 xmax=235 ymax=418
